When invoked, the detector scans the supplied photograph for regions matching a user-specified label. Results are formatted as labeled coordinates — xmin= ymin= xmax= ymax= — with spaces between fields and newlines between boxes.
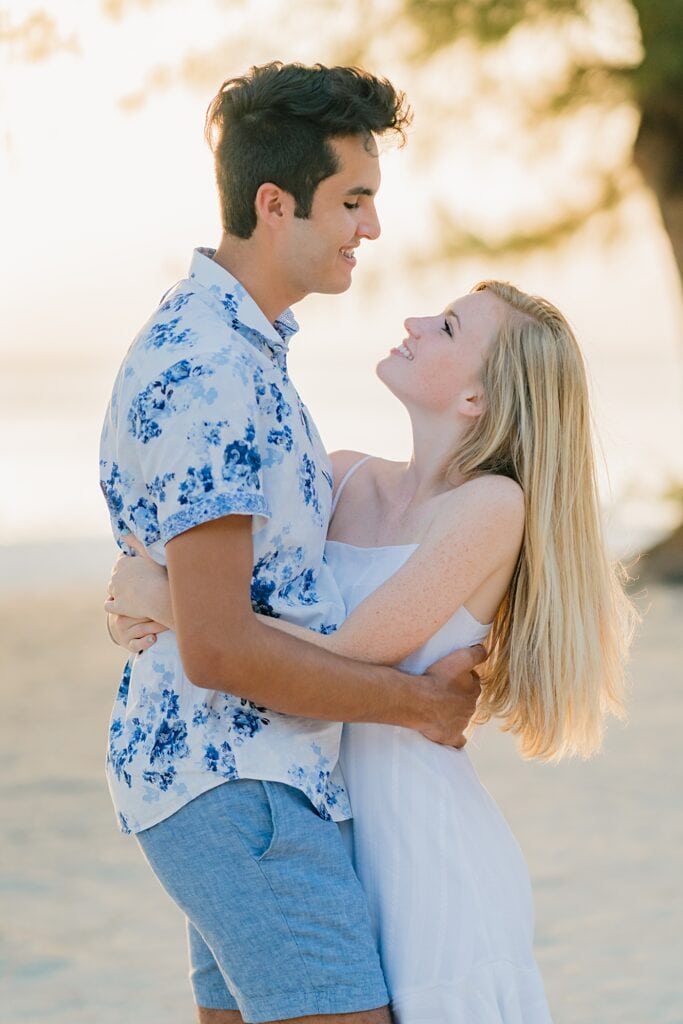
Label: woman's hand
xmin=105 ymin=543 xmax=175 ymax=629
xmin=107 ymin=611 xmax=168 ymax=654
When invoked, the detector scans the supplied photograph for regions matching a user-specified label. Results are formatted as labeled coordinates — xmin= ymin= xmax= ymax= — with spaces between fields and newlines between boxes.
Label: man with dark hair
xmin=101 ymin=61 xmax=483 ymax=1024
xmin=205 ymin=63 xmax=409 ymax=240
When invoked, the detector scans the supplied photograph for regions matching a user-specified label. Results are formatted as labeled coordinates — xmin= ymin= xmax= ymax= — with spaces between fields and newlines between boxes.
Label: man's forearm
xmin=165 ymin=516 xmax=479 ymax=746
xmin=180 ymin=618 xmax=424 ymax=730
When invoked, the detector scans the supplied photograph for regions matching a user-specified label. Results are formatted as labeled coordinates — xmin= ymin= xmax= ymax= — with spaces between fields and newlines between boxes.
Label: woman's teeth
xmin=396 ymin=342 xmax=414 ymax=361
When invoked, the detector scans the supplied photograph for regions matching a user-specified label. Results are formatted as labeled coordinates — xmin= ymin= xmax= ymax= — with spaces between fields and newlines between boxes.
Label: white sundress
xmin=325 ymin=466 xmax=552 ymax=1023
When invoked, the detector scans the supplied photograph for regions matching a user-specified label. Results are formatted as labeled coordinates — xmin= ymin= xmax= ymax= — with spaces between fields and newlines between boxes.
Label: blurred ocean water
xmin=2 ymin=312 xmax=682 ymax=568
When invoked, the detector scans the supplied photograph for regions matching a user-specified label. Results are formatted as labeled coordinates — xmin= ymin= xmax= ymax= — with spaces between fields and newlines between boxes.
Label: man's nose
xmin=358 ymin=203 xmax=381 ymax=241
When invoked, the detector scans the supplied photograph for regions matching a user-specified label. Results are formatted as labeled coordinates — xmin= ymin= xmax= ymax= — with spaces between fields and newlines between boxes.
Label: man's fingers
xmin=447 ymin=664 xmax=481 ymax=696
xmin=430 ymin=644 xmax=487 ymax=678
xmin=464 ymin=644 xmax=487 ymax=668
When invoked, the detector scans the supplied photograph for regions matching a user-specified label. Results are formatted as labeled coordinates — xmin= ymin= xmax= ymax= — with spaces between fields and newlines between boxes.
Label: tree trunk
xmin=634 ymin=521 xmax=683 ymax=585
xmin=633 ymin=100 xmax=683 ymax=296
xmin=632 ymin=101 xmax=683 ymax=582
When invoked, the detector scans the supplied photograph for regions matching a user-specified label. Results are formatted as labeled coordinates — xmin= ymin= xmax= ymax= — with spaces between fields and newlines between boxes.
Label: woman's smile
xmin=390 ymin=340 xmax=414 ymax=360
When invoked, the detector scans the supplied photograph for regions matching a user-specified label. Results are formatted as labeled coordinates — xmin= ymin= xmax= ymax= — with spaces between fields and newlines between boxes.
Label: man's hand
xmin=112 ymin=514 xmax=485 ymax=734
xmin=417 ymin=645 xmax=486 ymax=748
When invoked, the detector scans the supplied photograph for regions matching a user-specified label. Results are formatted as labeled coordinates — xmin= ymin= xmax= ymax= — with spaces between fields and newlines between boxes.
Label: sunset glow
xmin=2 ymin=0 xmax=682 ymax=548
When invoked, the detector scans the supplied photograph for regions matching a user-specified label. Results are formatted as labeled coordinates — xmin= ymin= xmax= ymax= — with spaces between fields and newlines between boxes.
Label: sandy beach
xmin=1 ymin=574 xmax=681 ymax=1023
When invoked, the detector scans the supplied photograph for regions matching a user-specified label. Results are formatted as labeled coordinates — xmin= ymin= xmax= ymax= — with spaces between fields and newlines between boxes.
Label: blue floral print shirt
xmin=100 ymin=248 xmax=350 ymax=834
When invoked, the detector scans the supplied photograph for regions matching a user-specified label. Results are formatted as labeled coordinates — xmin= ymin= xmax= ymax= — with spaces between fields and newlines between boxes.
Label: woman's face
xmin=377 ymin=288 xmax=504 ymax=417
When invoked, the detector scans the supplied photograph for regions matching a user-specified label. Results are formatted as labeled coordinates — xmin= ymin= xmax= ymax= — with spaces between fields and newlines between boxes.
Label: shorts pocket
xmin=255 ymin=782 xmax=281 ymax=862
xmin=225 ymin=780 xmax=278 ymax=862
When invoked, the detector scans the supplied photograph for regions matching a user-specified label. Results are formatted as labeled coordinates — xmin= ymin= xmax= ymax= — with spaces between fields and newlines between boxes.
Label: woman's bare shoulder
xmin=433 ymin=474 xmax=525 ymax=543
xmin=459 ymin=472 xmax=524 ymax=506
xmin=329 ymin=451 xmax=405 ymax=488
xmin=329 ymin=450 xmax=371 ymax=490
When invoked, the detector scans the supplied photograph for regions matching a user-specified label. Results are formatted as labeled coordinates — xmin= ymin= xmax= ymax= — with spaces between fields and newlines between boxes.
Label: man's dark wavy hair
xmin=205 ymin=61 xmax=411 ymax=239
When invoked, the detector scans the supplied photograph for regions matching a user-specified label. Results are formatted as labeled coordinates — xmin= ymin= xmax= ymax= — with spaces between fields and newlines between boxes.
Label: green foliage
xmin=431 ymin=171 xmax=627 ymax=259
xmin=10 ymin=0 xmax=681 ymax=269
xmin=392 ymin=0 xmax=683 ymax=261
xmin=630 ymin=0 xmax=683 ymax=100
xmin=402 ymin=1 xmax=683 ymax=113
xmin=405 ymin=0 xmax=583 ymax=52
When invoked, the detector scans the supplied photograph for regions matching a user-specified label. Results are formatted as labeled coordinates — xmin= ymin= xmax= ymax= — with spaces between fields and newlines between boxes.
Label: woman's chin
xmin=375 ymin=355 xmax=396 ymax=384
xmin=376 ymin=356 xmax=403 ymax=394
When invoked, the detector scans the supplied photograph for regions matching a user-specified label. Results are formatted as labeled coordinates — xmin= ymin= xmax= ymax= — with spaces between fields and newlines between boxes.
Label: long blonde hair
xmin=451 ymin=281 xmax=635 ymax=761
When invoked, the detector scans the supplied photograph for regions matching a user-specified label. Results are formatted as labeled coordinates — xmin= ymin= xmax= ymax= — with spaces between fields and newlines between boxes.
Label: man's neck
xmin=212 ymin=233 xmax=301 ymax=324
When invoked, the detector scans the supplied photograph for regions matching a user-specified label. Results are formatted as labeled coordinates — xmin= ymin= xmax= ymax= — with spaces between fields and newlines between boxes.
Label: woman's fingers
xmin=129 ymin=634 xmax=156 ymax=653
xmin=123 ymin=617 xmax=168 ymax=653
xmin=123 ymin=534 xmax=147 ymax=558
xmin=128 ymin=619 xmax=166 ymax=639
xmin=106 ymin=611 xmax=159 ymax=649
xmin=107 ymin=552 xmax=130 ymax=595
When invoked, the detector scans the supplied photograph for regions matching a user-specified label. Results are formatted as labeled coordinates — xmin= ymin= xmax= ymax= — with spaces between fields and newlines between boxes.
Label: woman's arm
xmin=107 ymin=474 xmax=523 ymax=664
xmin=106 ymin=451 xmax=368 ymax=653
xmin=322 ymin=474 xmax=524 ymax=664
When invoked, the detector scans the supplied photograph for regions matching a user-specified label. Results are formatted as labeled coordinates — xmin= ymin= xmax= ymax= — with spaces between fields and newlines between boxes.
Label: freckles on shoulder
xmin=443 ymin=473 xmax=526 ymax=539
xmin=483 ymin=473 xmax=525 ymax=516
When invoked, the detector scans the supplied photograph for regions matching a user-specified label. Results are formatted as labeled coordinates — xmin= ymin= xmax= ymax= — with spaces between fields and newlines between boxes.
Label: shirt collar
xmin=188 ymin=247 xmax=299 ymax=370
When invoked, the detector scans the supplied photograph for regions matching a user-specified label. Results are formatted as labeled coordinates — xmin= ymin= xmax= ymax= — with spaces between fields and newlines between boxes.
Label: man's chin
xmin=316 ymin=274 xmax=354 ymax=296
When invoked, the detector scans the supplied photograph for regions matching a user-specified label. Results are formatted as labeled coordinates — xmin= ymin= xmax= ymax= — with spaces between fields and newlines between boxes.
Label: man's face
xmin=284 ymin=134 xmax=382 ymax=296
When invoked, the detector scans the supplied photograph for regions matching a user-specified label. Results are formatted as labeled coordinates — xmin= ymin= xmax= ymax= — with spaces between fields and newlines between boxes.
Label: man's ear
xmin=254 ymin=183 xmax=295 ymax=228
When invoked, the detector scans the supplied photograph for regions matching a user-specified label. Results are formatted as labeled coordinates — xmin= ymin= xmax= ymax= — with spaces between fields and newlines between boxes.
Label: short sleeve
xmin=127 ymin=350 xmax=271 ymax=545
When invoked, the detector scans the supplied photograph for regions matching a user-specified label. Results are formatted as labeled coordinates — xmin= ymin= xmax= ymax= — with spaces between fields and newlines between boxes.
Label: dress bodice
xmin=324 ymin=540 xmax=490 ymax=671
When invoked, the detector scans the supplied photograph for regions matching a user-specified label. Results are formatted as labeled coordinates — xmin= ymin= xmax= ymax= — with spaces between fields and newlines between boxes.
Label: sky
xmin=2 ymin=0 xmax=683 ymax=552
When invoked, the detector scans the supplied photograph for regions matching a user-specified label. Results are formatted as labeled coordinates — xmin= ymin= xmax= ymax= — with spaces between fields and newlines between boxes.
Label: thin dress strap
xmin=330 ymin=455 xmax=372 ymax=517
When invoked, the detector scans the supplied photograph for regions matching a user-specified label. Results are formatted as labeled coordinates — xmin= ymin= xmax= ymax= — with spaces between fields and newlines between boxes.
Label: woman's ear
xmin=458 ymin=389 xmax=486 ymax=419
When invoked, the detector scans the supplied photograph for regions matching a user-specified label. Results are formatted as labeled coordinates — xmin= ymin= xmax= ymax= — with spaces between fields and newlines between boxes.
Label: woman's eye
xmin=442 ymin=318 xmax=453 ymax=337
xmin=344 ymin=202 xmax=360 ymax=210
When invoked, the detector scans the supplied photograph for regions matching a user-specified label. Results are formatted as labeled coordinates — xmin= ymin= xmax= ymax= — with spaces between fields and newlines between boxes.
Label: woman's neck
xmin=395 ymin=412 xmax=471 ymax=508
xmin=348 ymin=415 xmax=471 ymax=545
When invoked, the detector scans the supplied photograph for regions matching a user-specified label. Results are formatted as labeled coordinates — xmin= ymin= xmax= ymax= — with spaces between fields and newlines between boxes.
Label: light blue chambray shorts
xmin=136 ymin=779 xmax=388 ymax=1022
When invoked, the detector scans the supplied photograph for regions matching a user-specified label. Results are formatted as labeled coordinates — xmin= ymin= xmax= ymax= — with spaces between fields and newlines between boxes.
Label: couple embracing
xmin=101 ymin=61 xmax=632 ymax=1024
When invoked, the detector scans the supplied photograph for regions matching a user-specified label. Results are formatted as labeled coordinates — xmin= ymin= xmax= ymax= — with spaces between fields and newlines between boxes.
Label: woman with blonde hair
xmin=107 ymin=280 xmax=634 ymax=1023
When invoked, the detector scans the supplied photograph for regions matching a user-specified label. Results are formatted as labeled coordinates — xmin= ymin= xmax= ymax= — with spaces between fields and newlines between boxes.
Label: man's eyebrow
xmin=446 ymin=309 xmax=461 ymax=330
xmin=344 ymin=186 xmax=375 ymax=197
